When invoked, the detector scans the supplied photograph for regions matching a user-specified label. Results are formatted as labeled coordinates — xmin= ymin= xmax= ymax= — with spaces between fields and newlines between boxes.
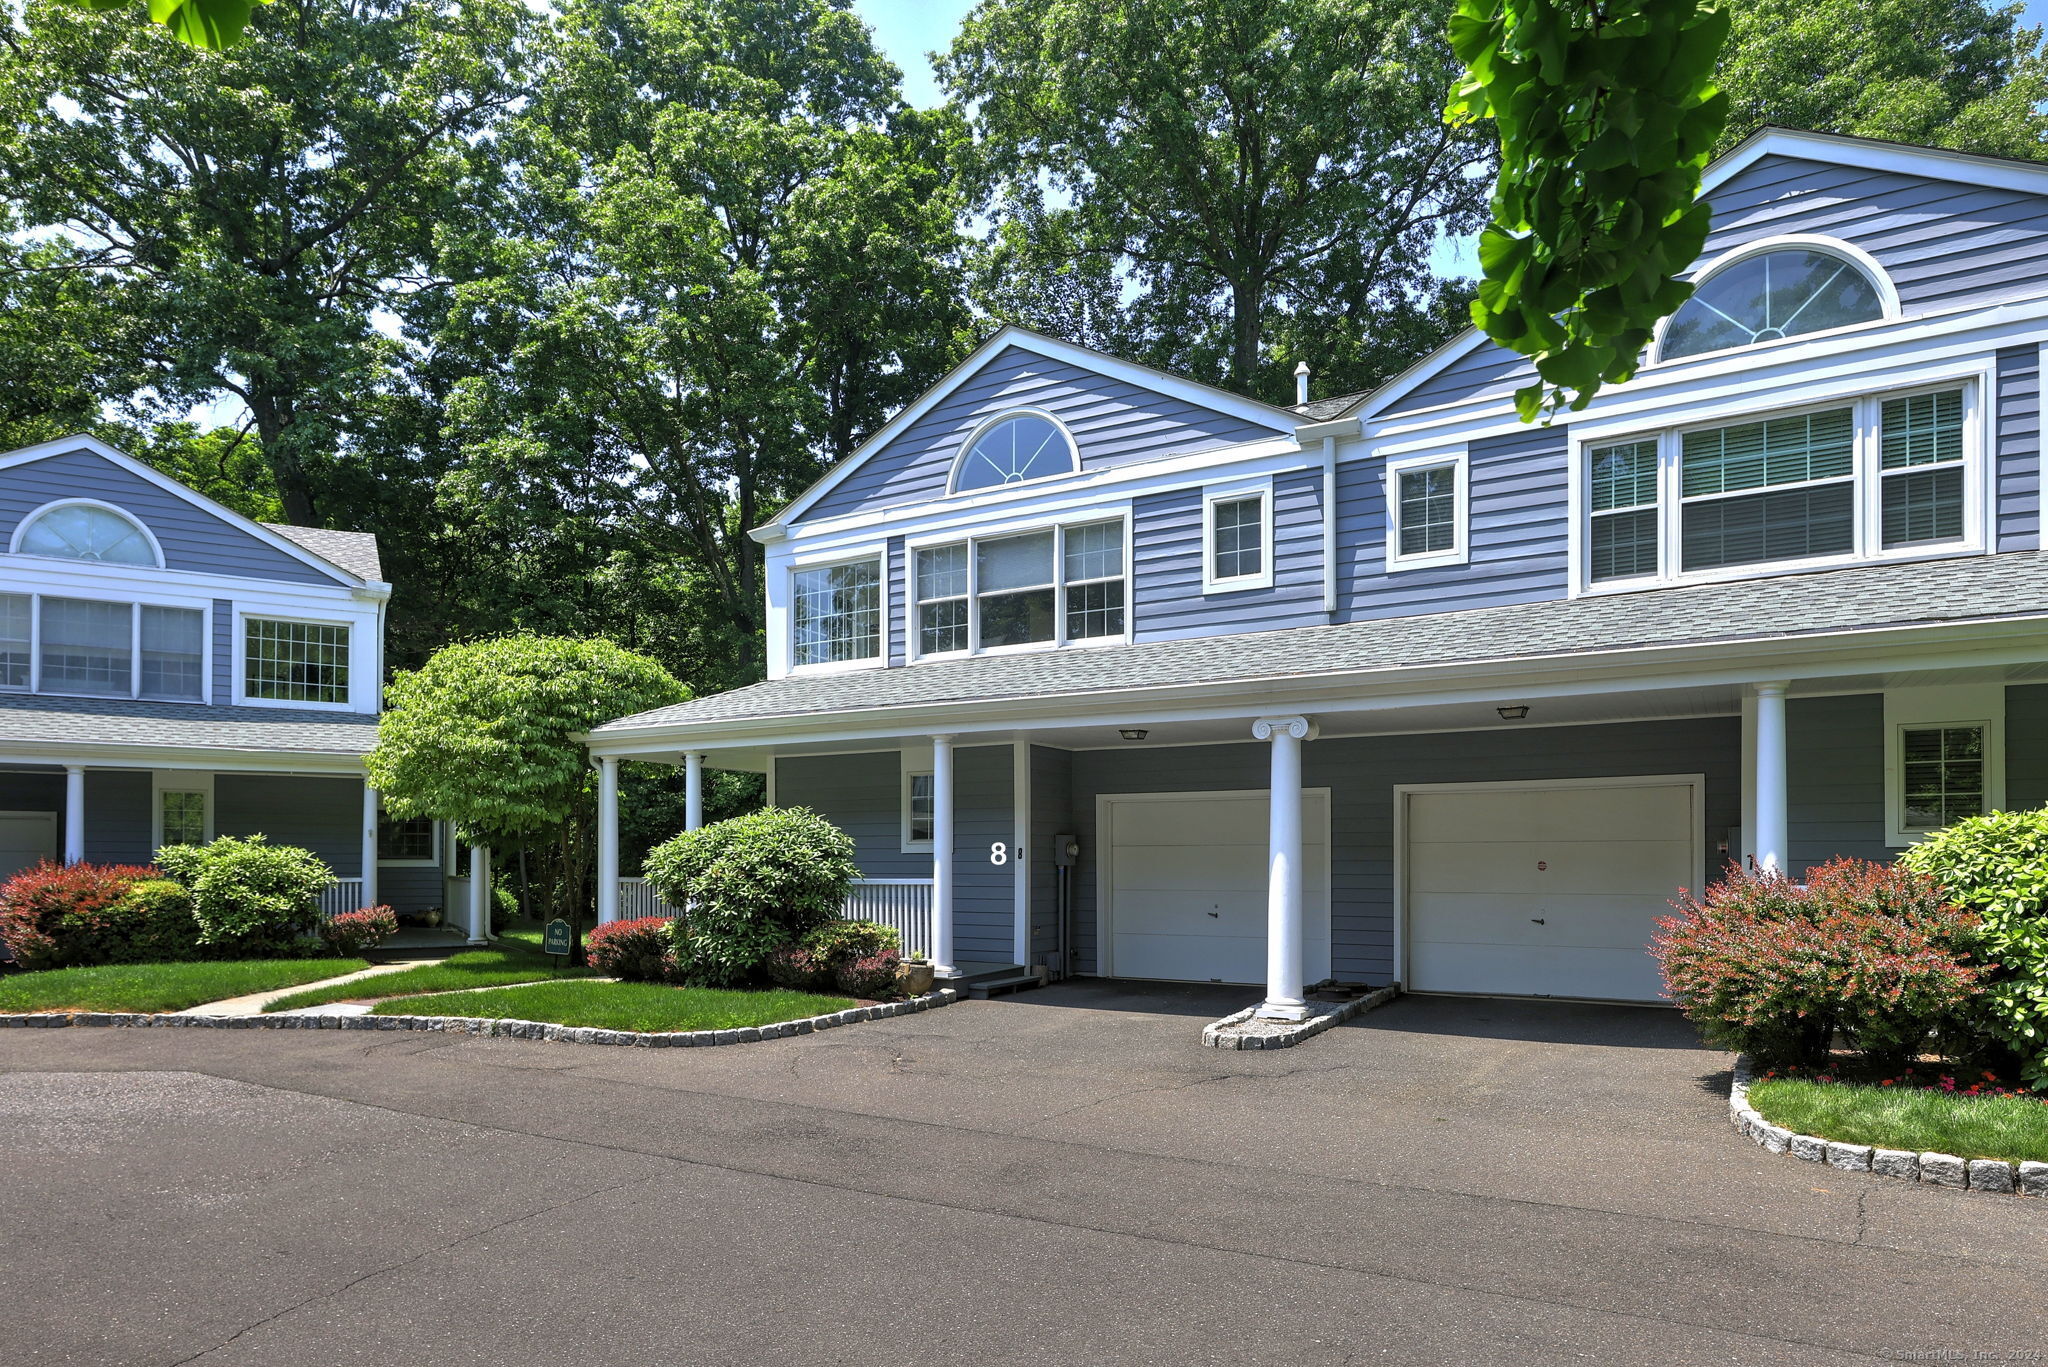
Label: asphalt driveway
xmin=2 ymin=984 xmax=2042 ymax=1366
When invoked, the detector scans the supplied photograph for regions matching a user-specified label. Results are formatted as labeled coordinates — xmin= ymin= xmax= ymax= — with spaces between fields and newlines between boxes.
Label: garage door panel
xmin=1410 ymin=941 xmax=1666 ymax=1002
xmin=1406 ymin=786 xmax=1693 ymax=844
xmin=1111 ymin=933 xmax=1263 ymax=984
xmin=1408 ymin=839 xmax=1694 ymax=896
xmin=1111 ymin=801 xmax=1278 ymax=847
xmin=1110 ymin=841 xmax=1328 ymax=895
xmin=1411 ymin=893 xmax=1677 ymax=948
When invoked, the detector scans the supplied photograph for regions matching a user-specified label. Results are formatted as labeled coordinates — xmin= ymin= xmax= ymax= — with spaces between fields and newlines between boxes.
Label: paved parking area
xmin=2 ymin=984 xmax=2042 ymax=1365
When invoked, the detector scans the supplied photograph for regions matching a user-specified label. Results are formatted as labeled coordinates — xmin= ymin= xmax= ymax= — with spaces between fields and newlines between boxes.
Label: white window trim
xmin=1884 ymin=684 xmax=2004 ymax=848
xmin=787 ymin=549 xmax=887 ymax=676
xmin=1200 ymin=479 xmax=1274 ymax=593
xmin=8 ymin=497 xmax=167 ymax=569
xmin=947 ymin=407 xmax=1082 ymax=497
xmin=1383 ymin=450 xmax=1470 ymax=572
xmin=7 ymin=592 xmax=213 ymax=705
xmin=900 ymin=752 xmax=935 ymax=853
xmin=150 ymin=770 xmax=214 ymax=851
xmin=234 ymin=610 xmax=355 ymax=710
xmin=906 ymin=509 xmax=1133 ymax=663
xmin=1649 ymin=233 xmax=1903 ymax=368
xmin=377 ymin=806 xmax=441 ymax=867
xmin=1569 ymin=373 xmax=1990 ymax=596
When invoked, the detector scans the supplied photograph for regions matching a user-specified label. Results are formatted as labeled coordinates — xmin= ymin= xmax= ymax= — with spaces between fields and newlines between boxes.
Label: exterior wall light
xmin=1119 ymin=728 xmax=1149 ymax=741
xmin=1496 ymin=705 xmax=1530 ymax=720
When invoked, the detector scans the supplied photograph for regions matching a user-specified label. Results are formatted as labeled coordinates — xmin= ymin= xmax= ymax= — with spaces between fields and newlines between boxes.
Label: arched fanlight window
xmin=1661 ymin=244 xmax=1889 ymax=361
xmin=949 ymin=411 xmax=1079 ymax=494
xmin=13 ymin=501 xmax=161 ymax=567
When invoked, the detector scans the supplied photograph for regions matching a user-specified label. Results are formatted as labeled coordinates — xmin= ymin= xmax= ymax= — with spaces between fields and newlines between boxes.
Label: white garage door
xmin=1103 ymin=791 xmax=1330 ymax=985
xmin=1403 ymin=778 xmax=1699 ymax=1002
xmin=0 ymin=812 xmax=57 ymax=882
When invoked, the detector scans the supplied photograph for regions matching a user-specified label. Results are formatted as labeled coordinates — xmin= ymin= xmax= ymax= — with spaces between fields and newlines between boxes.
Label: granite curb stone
xmin=1201 ymin=983 xmax=1401 ymax=1050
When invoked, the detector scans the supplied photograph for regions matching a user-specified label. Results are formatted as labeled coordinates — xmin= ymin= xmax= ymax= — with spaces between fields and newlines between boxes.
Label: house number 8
xmin=990 ymin=842 xmax=1008 ymax=866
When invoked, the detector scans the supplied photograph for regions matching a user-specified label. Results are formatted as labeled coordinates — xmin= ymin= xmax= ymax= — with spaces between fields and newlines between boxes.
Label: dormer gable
xmin=770 ymin=327 xmax=1302 ymax=530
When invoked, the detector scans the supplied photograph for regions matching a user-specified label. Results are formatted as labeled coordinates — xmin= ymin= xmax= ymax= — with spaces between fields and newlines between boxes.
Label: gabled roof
xmin=1326 ymin=127 xmax=2048 ymax=426
xmin=0 ymin=434 xmax=379 ymax=588
xmin=762 ymin=325 xmax=1305 ymax=532
xmin=264 ymin=524 xmax=383 ymax=581
xmin=595 ymin=550 xmax=2048 ymax=736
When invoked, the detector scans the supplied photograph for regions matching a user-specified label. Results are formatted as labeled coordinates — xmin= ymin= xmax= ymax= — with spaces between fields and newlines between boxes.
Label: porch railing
xmin=843 ymin=878 xmax=933 ymax=959
xmin=618 ymin=877 xmax=685 ymax=921
xmin=318 ymin=878 xmax=365 ymax=918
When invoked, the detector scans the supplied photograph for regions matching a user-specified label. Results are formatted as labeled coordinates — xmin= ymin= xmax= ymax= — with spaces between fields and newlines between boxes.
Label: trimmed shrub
xmin=321 ymin=906 xmax=399 ymax=957
xmin=834 ymin=949 xmax=903 ymax=1000
xmin=155 ymin=836 xmax=331 ymax=957
xmin=1900 ymin=808 xmax=2048 ymax=1086
xmin=804 ymin=919 xmax=900 ymax=965
xmin=642 ymin=807 xmax=860 ymax=986
xmin=0 ymin=862 xmax=160 ymax=968
xmin=65 ymin=879 xmax=204 ymax=966
xmin=1654 ymin=858 xmax=1984 ymax=1068
xmin=762 ymin=945 xmax=826 ymax=990
xmin=586 ymin=915 xmax=674 ymax=982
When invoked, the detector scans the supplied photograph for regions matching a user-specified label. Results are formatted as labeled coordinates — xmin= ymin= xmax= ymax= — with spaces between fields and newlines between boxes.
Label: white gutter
xmin=1320 ymin=435 xmax=1338 ymax=616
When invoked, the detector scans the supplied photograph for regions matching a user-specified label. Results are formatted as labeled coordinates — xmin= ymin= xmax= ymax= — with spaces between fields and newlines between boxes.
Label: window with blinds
xmin=1585 ymin=386 xmax=1974 ymax=586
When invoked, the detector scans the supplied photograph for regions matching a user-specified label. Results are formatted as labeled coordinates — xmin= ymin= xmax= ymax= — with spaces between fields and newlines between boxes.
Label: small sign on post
xmin=542 ymin=917 xmax=573 ymax=967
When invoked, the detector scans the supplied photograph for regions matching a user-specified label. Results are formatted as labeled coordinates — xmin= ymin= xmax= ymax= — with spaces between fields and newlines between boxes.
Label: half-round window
xmin=15 ymin=502 xmax=160 ymax=566
xmin=950 ymin=412 xmax=1078 ymax=494
xmin=1661 ymin=248 xmax=1887 ymax=360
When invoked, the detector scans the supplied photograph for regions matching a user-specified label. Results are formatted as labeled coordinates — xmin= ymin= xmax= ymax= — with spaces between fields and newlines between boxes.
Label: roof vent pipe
xmin=1293 ymin=360 xmax=1311 ymax=407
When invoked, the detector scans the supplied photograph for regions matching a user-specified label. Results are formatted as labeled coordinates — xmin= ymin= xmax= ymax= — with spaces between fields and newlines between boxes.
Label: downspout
xmin=1321 ymin=436 xmax=1338 ymax=617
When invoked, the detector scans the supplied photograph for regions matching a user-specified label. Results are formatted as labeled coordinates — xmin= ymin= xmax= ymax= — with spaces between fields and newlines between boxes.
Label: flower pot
xmin=898 ymin=961 xmax=935 ymax=995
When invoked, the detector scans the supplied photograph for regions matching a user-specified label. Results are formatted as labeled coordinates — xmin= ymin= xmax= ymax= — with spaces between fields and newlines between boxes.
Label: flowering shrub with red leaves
xmin=320 ymin=906 xmax=399 ymax=957
xmin=1653 ymin=858 xmax=1985 ymax=1067
xmin=585 ymin=916 xmax=674 ymax=982
xmin=833 ymin=949 xmax=902 ymax=1000
xmin=0 ymin=861 xmax=163 ymax=968
xmin=762 ymin=945 xmax=826 ymax=990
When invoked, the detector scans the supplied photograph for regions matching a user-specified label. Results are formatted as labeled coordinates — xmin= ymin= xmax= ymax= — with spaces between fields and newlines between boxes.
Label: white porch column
xmin=360 ymin=782 xmax=380 ymax=910
xmin=62 ymin=766 xmax=85 ymax=865
xmin=468 ymin=843 xmax=492 ymax=944
xmin=1254 ymin=716 xmax=1314 ymax=1021
xmin=930 ymin=733 xmax=957 ymax=977
xmin=1753 ymin=681 xmax=1790 ymax=875
xmin=684 ymin=751 xmax=705 ymax=830
xmin=596 ymin=756 xmax=621 ymax=925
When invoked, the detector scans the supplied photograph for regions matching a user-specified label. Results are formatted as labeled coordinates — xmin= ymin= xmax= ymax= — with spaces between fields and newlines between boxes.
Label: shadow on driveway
xmin=1348 ymin=992 xmax=1707 ymax=1050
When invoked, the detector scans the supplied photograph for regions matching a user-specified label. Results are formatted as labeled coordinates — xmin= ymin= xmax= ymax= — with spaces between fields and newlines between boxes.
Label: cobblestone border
xmin=1729 ymin=1055 xmax=2047 ymax=1197
xmin=0 ymin=988 xmax=960 ymax=1048
xmin=1202 ymin=983 xmax=1400 ymax=1050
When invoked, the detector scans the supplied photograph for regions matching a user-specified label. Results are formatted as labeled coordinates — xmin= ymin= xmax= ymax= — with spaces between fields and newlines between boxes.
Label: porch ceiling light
xmin=1118 ymin=728 xmax=1149 ymax=741
xmin=1496 ymin=705 xmax=1530 ymax=720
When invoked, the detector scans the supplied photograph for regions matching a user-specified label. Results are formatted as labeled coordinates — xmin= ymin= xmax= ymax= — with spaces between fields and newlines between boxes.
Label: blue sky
xmin=852 ymin=0 xmax=976 ymax=106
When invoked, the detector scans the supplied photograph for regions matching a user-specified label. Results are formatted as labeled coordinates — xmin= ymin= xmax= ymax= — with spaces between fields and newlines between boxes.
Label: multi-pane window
xmin=0 ymin=593 xmax=28 ymax=690
xmin=160 ymin=790 xmax=207 ymax=847
xmin=16 ymin=503 xmax=158 ymax=566
xmin=911 ymin=520 xmax=1126 ymax=659
xmin=1661 ymin=249 xmax=1885 ymax=361
xmin=791 ymin=560 xmax=881 ymax=667
xmin=1586 ymin=387 xmax=1973 ymax=586
xmin=41 ymin=597 xmax=131 ymax=697
xmin=245 ymin=618 xmax=351 ymax=703
xmin=1209 ymin=495 xmax=1264 ymax=583
xmin=905 ymin=772 xmax=935 ymax=847
xmin=1900 ymin=724 xmax=1985 ymax=832
xmin=379 ymin=811 xmax=437 ymax=861
xmin=140 ymin=606 xmax=204 ymax=701
xmin=1397 ymin=465 xmax=1458 ymax=557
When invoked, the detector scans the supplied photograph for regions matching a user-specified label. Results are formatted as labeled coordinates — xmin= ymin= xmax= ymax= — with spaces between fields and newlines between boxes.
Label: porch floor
xmin=379 ymin=927 xmax=477 ymax=954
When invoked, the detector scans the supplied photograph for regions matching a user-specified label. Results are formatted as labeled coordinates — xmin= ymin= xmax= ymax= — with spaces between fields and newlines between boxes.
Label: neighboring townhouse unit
xmin=0 ymin=435 xmax=488 ymax=940
xmin=587 ymin=128 xmax=2048 ymax=1017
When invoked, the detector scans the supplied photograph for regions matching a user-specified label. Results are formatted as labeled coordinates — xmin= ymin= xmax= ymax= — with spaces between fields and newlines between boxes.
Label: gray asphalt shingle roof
xmin=1292 ymin=391 xmax=1372 ymax=421
xmin=262 ymin=524 xmax=383 ymax=581
xmin=0 ymin=693 xmax=379 ymax=755
xmin=598 ymin=551 xmax=2048 ymax=733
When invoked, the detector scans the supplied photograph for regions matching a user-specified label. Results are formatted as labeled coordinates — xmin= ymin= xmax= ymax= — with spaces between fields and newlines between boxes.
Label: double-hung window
xmin=1202 ymin=484 xmax=1271 ymax=591
xmin=1385 ymin=453 xmax=1468 ymax=570
xmin=245 ymin=618 xmax=350 ymax=703
xmin=1583 ymin=383 xmax=1978 ymax=589
xmin=1 ymin=594 xmax=205 ymax=701
xmin=913 ymin=518 xmax=1126 ymax=659
xmin=791 ymin=558 xmax=882 ymax=668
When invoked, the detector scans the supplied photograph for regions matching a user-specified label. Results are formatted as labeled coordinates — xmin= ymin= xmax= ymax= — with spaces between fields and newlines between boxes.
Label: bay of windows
xmin=792 ymin=560 xmax=882 ymax=667
xmin=915 ymin=519 xmax=1125 ymax=658
xmin=0 ymin=593 xmax=204 ymax=701
xmin=1587 ymin=386 xmax=1973 ymax=586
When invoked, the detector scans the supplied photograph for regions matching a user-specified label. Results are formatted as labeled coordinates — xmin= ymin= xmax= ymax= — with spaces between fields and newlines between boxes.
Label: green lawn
xmin=1749 ymin=1078 xmax=2048 ymax=1163
xmin=263 ymin=934 xmax=590 ymax=1013
xmin=367 ymin=979 xmax=855 ymax=1033
xmin=0 ymin=958 xmax=370 ymax=1014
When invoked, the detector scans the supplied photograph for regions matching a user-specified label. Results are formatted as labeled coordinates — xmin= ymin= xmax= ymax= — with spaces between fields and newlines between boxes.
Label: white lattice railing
xmin=618 ymin=877 xmax=685 ymax=921
xmin=318 ymin=878 xmax=365 ymax=918
xmin=843 ymin=878 xmax=933 ymax=959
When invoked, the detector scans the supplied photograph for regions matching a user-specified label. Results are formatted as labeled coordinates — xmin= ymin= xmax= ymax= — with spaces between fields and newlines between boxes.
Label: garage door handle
xmin=1530 ymin=917 xmax=1545 ymax=925
xmin=1206 ymin=910 xmax=1219 ymax=918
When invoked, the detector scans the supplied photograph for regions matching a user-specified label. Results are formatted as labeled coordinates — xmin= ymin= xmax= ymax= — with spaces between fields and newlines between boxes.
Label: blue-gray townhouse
xmin=586 ymin=128 xmax=2048 ymax=1017
xmin=0 ymin=436 xmax=489 ymax=940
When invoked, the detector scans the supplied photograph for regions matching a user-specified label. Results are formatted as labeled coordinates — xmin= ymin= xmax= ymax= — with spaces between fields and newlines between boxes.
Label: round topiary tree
xmin=1900 ymin=807 xmax=2048 ymax=1085
xmin=642 ymin=807 xmax=859 ymax=986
